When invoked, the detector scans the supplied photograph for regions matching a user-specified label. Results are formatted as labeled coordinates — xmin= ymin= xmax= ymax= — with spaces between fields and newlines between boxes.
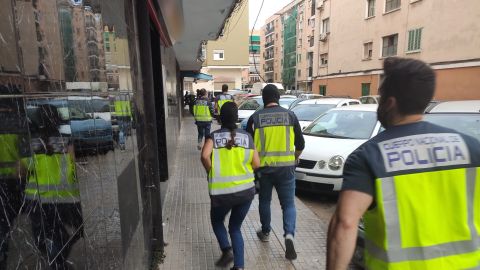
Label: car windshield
xmin=424 ymin=113 xmax=480 ymax=141
xmin=304 ymin=110 xmax=378 ymax=139
xmin=239 ymin=99 xmax=263 ymax=110
xmin=291 ymin=104 xmax=336 ymax=121
xmin=279 ymin=99 xmax=296 ymax=109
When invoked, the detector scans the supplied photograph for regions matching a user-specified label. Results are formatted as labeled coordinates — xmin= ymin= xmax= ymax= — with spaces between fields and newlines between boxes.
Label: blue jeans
xmin=211 ymin=200 xmax=252 ymax=268
xmin=258 ymin=168 xmax=296 ymax=237
xmin=196 ymin=122 xmax=211 ymax=143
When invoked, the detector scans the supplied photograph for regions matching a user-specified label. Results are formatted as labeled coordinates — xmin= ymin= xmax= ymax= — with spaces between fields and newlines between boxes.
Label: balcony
xmin=265 ymin=40 xmax=275 ymax=48
xmin=265 ymin=26 xmax=275 ymax=35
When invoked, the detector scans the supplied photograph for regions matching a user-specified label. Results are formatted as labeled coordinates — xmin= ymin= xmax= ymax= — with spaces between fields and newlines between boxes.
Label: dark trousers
xmin=211 ymin=199 xmax=252 ymax=268
xmin=29 ymin=201 xmax=84 ymax=270
xmin=196 ymin=122 xmax=211 ymax=144
xmin=0 ymin=179 xmax=23 ymax=269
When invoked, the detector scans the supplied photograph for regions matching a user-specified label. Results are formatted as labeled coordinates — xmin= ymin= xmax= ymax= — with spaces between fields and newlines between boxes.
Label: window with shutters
xmin=407 ymin=28 xmax=423 ymax=52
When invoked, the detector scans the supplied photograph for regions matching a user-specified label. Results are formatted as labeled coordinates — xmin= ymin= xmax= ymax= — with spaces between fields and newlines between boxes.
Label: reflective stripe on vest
xmin=209 ymin=136 xmax=255 ymax=196
xmin=364 ymin=167 xmax=480 ymax=270
xmin=209 ymin=148 xmax=255 ymax=195
xmin=114 ymin=100 xmax=131 ymax=117
xmin=194 ymin=100 xmax=212 ymax=122
xmin=25 ymin=153 xmax=80 ymax=203
xmin=254 ymin=112 xmax=296 ymax=167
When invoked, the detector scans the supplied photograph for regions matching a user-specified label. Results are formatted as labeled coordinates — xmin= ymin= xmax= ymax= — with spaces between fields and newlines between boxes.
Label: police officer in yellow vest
xmin=215 ymin=84 xmax=234 ymax=120
xmin=194 ymin=89 xmax=214 ymax=150
xmin=327 ymin=58 xmax=480 ymax=270
xmin=24 ymin=104 xmax=84 ymax=270
xmin=0 ymin=94 xmax=27 ymax=269
xmin=201 ymin=102 xmax=260 ymax=270
xmin=246 ymin=84 xmax=305 ymax=260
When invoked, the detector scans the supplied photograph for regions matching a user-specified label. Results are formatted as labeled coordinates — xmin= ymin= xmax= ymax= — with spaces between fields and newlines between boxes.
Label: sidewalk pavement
xmin=159 ymin=118 xmax=330 ymax=270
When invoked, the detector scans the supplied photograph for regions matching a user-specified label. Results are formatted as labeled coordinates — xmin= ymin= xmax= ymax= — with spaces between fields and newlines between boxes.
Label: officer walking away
xmin=246 ymin=84 xmax=305 ymax=260
xmin=201 ymin=102 xmax=260 ymax=270
xmin=0 ymin=94 xmax=28 ymax=269
xmin=25 ymin=104 xmax=84 ymax=270
xmin=215 ymin=84 xmax=234 ymax=122
xmin=327 ymin=57 xmax=480 ymax=270
xmin=194 ymin=89 xmax=214 ymax=150
xmin=188 ymin=91 xmax=197 ymax=116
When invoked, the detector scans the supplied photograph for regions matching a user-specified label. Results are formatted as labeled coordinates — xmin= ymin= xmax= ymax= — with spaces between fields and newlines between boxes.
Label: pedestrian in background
xmin=201 ymin=102 xmax=260 ymax=270
xmin=194 ymin=89 xmax=214 ymax=150
xmin=188 ymin=90 xmax=197 ymax=116
xmin=246 ymin=84 xmax=305 ymax=260
xmin=215 ymin=84 xmax=234 ymax=122
xmin=327 ymin=57 xmax=480 ymax=270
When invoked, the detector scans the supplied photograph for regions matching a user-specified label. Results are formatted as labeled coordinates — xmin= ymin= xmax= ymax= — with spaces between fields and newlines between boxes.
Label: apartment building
xmin=195 ymin=0 xmax=249 ymax=90
xmin=312 ymin=0 xmax=480 ymax=99
xmin=260 ymin=0 xmax=319 ymax=91
xmin=244 ymin=30 xmax=262 ymax=88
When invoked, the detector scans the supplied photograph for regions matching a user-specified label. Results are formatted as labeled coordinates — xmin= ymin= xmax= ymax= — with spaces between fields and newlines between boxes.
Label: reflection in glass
xmin=24 ymin=103 xmax=84 ymax=269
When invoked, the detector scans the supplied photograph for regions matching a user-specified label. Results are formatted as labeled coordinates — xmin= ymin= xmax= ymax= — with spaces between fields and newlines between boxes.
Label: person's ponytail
xmin=226 ymin=128 xmax=237 ymax=150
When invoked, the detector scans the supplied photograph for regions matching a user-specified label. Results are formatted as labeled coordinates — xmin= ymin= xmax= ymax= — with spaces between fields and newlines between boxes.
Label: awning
xmin=181 ymin=71 xmax=213 ymax=81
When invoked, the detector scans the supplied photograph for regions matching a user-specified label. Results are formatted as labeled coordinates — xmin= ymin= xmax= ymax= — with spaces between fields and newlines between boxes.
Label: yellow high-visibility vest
xmin=364 ymin=168 xmax=480 ymax=269
xmin=252 ymin=110 xmax=296 ymax=167
xmin=194 ymin=100 xmax=212 ymax=122
xmin=217 ymin=94 xmax=233 ymax=115
xmin=24 ymin=138 xmax=80 ymax=204
xmin=0 ymin=134 xmax=19 ymax=178
xmin=208 ymin=130 xmax=255 ymax=196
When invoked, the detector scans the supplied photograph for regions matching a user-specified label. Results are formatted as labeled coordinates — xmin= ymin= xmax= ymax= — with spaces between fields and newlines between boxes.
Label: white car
xmin=295 ymin=105 xmax=381 ymax=193
xmin=298 ymin=93 xmax=324 ymax=99
xmin=359 ymin=95 xmax=380 ymax=104
xmin=237 ymin=96 xmax=297 ymax=122
xmin=237 ymin=96 xmax=263 ymax=122
xmin=290 ymin=98 xmax=361 ymax=130
xmin=424 ymin=100 xmax=480 ymax=141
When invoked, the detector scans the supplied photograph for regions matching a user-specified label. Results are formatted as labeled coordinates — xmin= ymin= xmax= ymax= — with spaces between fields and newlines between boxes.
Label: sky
xmin=249 ymin=0 xmax=292 ymax=29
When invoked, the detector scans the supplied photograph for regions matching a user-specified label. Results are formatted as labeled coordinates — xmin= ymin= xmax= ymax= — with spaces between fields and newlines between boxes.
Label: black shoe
xmin=256 ymin=229 xmax=270 ymax=242
xmin=230 ymin=268 xmax=244 ymax=270
xmin=285 ymin=236 xmax=297 ymax=260
xmin=215 ymin=248 xmax=233 ymax=267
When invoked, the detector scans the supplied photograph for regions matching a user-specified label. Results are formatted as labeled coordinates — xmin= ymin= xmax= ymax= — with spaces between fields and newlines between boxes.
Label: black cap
xmin=262 ymin=84 xmax=280 ymax=105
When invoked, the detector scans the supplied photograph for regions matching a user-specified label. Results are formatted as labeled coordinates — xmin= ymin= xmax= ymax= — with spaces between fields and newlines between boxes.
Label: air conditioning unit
xmin=319 ymin=33 xmax=328 ymax=41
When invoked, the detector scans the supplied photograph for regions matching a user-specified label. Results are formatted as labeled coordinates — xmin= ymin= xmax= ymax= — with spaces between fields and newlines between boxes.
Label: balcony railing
xmin=265 ymin=40 xmax=275 ymax=48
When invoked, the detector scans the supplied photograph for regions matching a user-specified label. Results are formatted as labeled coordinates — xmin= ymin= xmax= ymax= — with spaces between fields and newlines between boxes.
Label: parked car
xmin=239 ymin=97 xmax=298 ymax=129
xmin=251 ymin=82 xmax=285 ymax=95
xmin=359 ymin=95 xmax=380 ymax=104
xmin=291 ymin=98 xmax=361 ymax=129
xmin=295 ymin=105 xmax=381 ymax=194
xmin=27 ymin=98 xmax=114 ymax=155
xmin=298 ymin=93 xmax=324 ymax=99
xmin=424 ymin=100 xmax=480 ymax=141
xmin=237 ymin=96 xmax=263 ymax=123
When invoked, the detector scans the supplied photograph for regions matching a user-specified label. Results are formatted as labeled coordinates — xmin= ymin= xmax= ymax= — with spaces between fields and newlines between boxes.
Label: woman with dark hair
xmin=24 ymin=103 xmax=84 ymax=269
xmin=201 ymin=102 xmax=260 ymax=270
